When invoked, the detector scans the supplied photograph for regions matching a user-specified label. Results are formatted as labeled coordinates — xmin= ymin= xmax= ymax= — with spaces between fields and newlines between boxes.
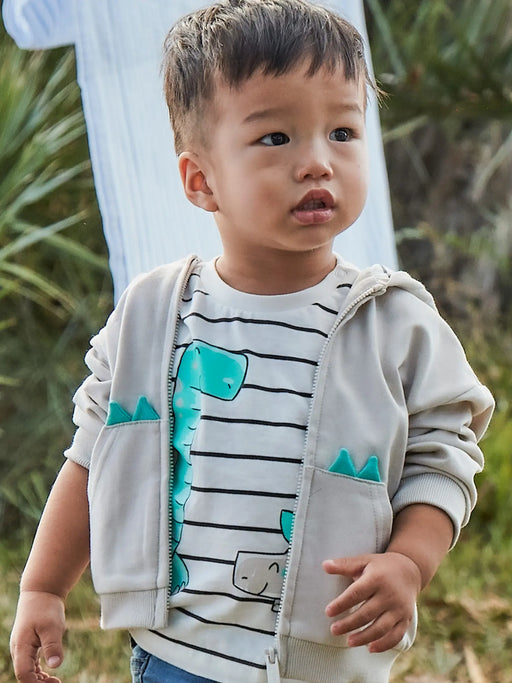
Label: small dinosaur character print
xmin=232 ymin=510 xmax=294 ymax=611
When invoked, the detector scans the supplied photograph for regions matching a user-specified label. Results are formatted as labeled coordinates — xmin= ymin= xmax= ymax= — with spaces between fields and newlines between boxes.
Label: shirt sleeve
xmin=2 ymin=0 xmax=76 ymax=49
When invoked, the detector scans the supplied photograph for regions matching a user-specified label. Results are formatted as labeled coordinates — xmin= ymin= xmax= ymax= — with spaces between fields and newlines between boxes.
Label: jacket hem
xmin=279 ymin=636 xmax=398 ymax=683
xmin=99 ymin=588 xmax=168 ymax=630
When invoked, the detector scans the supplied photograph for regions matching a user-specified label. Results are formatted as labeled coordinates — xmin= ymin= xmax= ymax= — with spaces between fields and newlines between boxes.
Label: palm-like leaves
xmin=0 ymin=38 xmax=107 ymax=317
xmin=0 ymin=28 xmax=111 ymax=533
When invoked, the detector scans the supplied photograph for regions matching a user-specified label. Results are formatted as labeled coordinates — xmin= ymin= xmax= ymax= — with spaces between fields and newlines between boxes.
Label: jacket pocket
xmin=280 ymin=465 xmax=394 ymax=649
xmin=87 ymin=419 xmax=165 ymax=595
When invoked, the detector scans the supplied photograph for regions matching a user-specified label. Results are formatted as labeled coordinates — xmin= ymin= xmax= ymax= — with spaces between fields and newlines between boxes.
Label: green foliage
xmin=0 ymin=32 xmax=107 ymax=317
xmin=366 ymin=0 xmax=512 ymax=129
xmin=366 ymin=0 xmax=512 ymax=329
xmin=0 ymin=27 xmax=112 ymax=535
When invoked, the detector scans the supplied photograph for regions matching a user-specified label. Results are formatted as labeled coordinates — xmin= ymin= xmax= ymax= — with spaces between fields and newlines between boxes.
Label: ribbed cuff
xmin=391 ymin=472 xmax=467 ymax=547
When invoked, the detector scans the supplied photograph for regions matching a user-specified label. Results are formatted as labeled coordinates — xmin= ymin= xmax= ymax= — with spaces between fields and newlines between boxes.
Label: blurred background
xmin=1 ymin=0 xmax=511 ymax=680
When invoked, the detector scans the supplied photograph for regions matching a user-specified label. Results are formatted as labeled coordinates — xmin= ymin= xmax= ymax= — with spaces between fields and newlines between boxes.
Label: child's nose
xmin=294 ymin=142 xmax=333 ymax=181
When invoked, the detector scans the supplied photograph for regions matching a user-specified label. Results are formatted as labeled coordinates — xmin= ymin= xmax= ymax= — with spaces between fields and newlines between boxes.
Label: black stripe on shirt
xmin=312 ymin=302 xmax=338 ymax=315
xmin=148 ymin=631 xmax=266 ymax=670
xmin=191 ymin=449 xmax=302 ymax=464
xmin=182 ymin=289 xmax=210 ymax=302
xmin=200 ymin=415 xmax=307 ymax=430
xmin=242 ymin=383 xmax=312 ymax=398
xmin=175 ymin=607 xmax=275 ymax=637
xmin=179 ymin=554 xmax=235 ymax=566
xmin=183 ymin=588 xmax=275 ymax=606
xmin=184 ymin=520 xmax=283 ymax=534
xmin=181 ymin=311 xmax=329 ymax=338
xmin=172 ymin=345 xmax=318 ymax=367
xmin=191 ymin=486 xmax=296 ymax=499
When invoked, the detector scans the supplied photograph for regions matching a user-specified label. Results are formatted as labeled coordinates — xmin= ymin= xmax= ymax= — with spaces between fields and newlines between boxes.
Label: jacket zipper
xmin=266 ymin=279 xmax=388 ymax=680
xmin=166 ymin=257 xmax=199 ymax=612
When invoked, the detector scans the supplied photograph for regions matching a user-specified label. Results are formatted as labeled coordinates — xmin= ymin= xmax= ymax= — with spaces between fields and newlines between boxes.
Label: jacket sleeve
xmin=64 ymin=259 xmax=189 ymax=469
xmin=63 ymin=313 xmax=119 ymax=470
xmin=2 ymin=0 xmax=76 ymax=49
xmin=63 ymin=264 xmax=145 ymax=469
xmin=387 ymin=289 xmax=494 ymax=545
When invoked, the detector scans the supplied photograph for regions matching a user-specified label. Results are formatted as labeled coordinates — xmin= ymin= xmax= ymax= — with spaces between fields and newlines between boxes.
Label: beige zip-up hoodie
xmin=65 ymin=255 xmax=493 ymax=683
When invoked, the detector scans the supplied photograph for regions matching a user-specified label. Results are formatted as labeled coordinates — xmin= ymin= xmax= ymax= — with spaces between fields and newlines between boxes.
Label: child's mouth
xmin=300 ymin=199 xmax=327 ymax=211
xmin=292 ymin=190 xmax=335 ymax=225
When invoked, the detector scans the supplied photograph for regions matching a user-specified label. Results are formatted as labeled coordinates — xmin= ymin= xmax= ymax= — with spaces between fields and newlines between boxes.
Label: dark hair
xmin=163 ymin=0 xmax=373 ymax=153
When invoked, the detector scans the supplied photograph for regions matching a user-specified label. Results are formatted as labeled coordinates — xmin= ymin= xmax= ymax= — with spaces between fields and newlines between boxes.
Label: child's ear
xmin=178 ymin=152 xmax=218 ymax=212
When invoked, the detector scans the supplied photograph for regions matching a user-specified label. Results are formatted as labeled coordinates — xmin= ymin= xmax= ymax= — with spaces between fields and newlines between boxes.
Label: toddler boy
xmin=10 ymin=1 xmax=494 ymax=682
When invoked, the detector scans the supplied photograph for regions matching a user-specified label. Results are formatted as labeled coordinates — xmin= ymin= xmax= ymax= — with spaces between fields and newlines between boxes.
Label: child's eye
xmin=329 ymin=128 xmax=351 ymax=142
xmin=259 ymin=132 xmax=290 ymax=146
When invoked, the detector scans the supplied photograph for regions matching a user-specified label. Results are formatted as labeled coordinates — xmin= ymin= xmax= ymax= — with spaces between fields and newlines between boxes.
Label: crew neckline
xmin=199 ymin=256 xmax=347 ymax=313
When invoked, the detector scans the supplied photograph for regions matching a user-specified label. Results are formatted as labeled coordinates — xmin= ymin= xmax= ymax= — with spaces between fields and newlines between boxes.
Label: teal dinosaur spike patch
xmin=328 ymin=448 xmax=357 ymax=477
xmin=329 ymin=448 xmax=381 ymax=482
xmin=132 ymin=396 xmax=160 ymax=421
xmin=106 ymin=401 xmax=132 ymax=426
xmin=358 ymin=455 xmax=381 ymax=482
xmin=105 ymin=397 xmax=160 ymax=425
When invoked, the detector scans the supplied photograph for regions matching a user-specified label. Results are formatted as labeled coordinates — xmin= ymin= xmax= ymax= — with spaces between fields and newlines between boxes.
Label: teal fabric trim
xmin=328 ymin=448 xmax=381 ymax=483
xmin=329 ymin=448 xmax=357 ymax=477
xmin=105 ymin=396 xmax=160 ymax=425
xmin=358 ymin=455 xmax=381 ymax=482
xmin=132 ymin=396 xmax=160 ymax=421
xmin=280 ymin=510 xmax=294 ymax=544
xmin=106 ymin=401 xmax=132 ymax=426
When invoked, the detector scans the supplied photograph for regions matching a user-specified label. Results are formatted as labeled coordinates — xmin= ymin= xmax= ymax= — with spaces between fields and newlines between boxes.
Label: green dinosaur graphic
xmin=171 ymin=340 xmax=248 ymax=594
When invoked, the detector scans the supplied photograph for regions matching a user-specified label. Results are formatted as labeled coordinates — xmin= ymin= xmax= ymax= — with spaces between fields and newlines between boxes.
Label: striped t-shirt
xmin=131 ymin=258 xmax=351 ymax=682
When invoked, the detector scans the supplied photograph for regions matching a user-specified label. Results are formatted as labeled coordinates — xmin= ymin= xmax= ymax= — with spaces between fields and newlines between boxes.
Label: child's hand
xmin=10 ymin=591 xmax=65 ymax=683
xmin=323 ymin=552 xmax=421 ymax=653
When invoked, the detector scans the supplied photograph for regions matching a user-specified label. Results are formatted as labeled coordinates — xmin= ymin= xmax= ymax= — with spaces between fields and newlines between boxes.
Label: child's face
xmin=180 ymin=62 xmax=369 ymax=280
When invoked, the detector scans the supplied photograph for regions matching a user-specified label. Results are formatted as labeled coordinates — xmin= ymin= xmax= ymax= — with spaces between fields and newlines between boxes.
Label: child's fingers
xmin=12 ymin=591 xmax=66 ymax=681
xmin=366 ymin=624 xmax=409 ymax=654
xmin=10 ymin=640 xmax=42 ymax=683
xmin=359 ymin=619 xmax=410 ymax=653
xmin=34 ymin=660 xmax=62 ymax=682
xmin=327 ymin=595 xmax=378 ymax=635
xmin=324 ymin=559 xmax=376 ymax=617
xmin=322 ymin=555 xmax=370 ymax=579
xmin=325 ymin=579 xmax=373 ymax=620
xmin=330 ymin=603 xmax=408 ymax=652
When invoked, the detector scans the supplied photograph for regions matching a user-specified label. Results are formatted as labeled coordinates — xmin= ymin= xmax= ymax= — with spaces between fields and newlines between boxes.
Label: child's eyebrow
xmin=242 ymin=102 xmax=364 ymax=126
xmin=242 ymin=107 xmax=289 ymax=125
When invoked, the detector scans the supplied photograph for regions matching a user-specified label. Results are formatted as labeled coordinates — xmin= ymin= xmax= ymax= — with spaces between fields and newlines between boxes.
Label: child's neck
xmin=215 ymin=250 xmax=337 ymax=295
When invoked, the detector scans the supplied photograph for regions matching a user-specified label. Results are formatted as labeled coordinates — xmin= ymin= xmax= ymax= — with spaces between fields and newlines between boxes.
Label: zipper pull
xmin=265 ymin=648 xmax=281 ymax=683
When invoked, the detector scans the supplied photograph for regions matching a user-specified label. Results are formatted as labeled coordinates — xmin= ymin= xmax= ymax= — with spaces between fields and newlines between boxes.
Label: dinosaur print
xmin=232 ymin=509 xmax=294 ymax=611
xmin=171 ymin=340 xmax=248 ymax=594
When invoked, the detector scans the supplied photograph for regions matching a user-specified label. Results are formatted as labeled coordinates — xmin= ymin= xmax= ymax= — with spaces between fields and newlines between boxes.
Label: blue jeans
xmin=130 ymin=644 xmax=218 ymax=682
